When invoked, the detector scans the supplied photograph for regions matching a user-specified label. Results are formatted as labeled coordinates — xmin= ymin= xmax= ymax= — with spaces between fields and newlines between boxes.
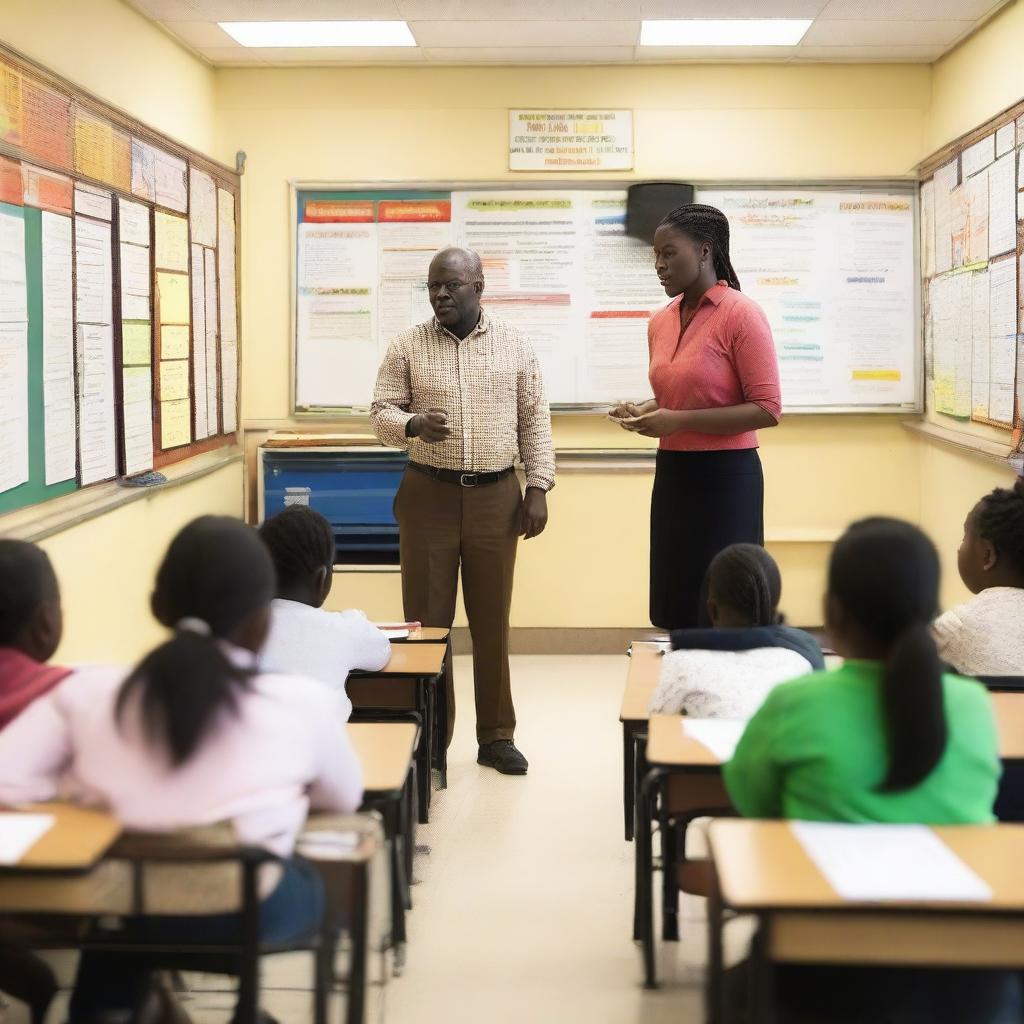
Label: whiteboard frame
xmin=288 ymin=178 xmax=922 ymax=417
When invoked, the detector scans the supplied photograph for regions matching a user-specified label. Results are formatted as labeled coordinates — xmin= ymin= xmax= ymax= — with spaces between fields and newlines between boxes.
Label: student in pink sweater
xmin=0 ymin=516 xmax=363 ymax=1022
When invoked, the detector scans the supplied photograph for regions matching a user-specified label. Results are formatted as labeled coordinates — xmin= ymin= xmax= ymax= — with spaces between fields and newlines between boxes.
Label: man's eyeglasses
xmin=426 ymin=280 xmax=471 ymax=296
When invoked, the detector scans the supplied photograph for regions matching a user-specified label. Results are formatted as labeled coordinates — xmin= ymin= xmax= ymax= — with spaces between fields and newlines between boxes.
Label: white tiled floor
xmin=31 ymin=655 xmax=712 ymax=1024
xmin=378 ymin=654 xmax=707 ymax=1023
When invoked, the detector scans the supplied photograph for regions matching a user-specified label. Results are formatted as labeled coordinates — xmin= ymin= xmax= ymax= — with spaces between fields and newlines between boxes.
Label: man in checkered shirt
xmin=371 ymin=248 xmax=555 ymax=776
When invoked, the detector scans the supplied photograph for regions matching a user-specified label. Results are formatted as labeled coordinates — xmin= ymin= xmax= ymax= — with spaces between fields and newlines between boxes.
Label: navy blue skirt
xmin=649 ymin=448 xmax=764 ymax=630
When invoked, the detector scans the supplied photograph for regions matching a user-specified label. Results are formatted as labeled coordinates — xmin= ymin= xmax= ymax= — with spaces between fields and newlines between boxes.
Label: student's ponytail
xmin=828 ymin=518 xmax=946 ymax=793
xmin=116 ymin=517 xmax=276 ymax=768
xmin=880 ymin=622 xmax=947 ymax=792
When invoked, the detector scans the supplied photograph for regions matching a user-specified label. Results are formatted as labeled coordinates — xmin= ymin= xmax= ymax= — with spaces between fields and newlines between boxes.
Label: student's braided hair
xmin=974 ymin=478 xmax=1024 ymax=576
xmin=259 ymin=505 xmax=336 ymax=592
xmin=705 ymin=543 xmax=781 ymax=627
xmin=659 ymin=203 xmax=741 ymax=291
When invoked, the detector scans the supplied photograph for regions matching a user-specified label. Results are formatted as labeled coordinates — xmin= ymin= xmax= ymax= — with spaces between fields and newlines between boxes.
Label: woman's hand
xmin=609 ymin=399 xmax=658 ymax=422
xmin=619 ymin=407 xmax=687 ymax=438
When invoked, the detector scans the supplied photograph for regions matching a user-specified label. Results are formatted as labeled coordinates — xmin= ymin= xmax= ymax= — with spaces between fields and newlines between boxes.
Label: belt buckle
xmin=460 ymin=472 xmax=479 ymax=487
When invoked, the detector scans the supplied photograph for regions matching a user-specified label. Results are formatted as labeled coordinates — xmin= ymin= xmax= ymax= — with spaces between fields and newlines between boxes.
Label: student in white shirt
xmin=0 ymin=516 xmax=363 ymax=1022
xmin=258 ymin=506 xmax=392 ymax=718
xmin=649 ymin=543 xmax=823 ymax=718
xmin=934 ymin=478 xmax=1024 ymax=677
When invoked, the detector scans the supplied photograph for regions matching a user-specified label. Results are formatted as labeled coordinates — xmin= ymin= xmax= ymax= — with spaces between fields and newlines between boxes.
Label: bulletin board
xmin=0 ymin=42 xmax=241 ymax=518
xmin=918 ymin=104 xmax=1024 ymax=449
xmin=291 ymin=181 xmax=920 ymax=415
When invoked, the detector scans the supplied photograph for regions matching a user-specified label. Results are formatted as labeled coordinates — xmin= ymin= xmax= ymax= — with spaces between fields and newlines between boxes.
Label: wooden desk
xmin=349 ymin=722 xmax=418 ymax=800
xmin=394 ymin=627 xmax=450 ymax=644
xmin=349 ymin=642 xmax=446 ymax=826
xmin=356 ymin=643 xmax=446 ymax=678
xmin=2 ymin=803 xmax=121 ymax=872
xmin=620 ymin=645 xmax=663 ymax=843
xmin=646 ymin=713 xmax=723 ymax=768
xmin=348 ymin=721 xmax=419 ymax=954
xmin=707 ymin=820 xmax=1024 ymax=1023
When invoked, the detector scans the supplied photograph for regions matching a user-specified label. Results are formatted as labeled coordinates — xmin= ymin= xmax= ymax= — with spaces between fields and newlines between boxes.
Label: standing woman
xmin=612 ymin=204 xmax=781 ymax=630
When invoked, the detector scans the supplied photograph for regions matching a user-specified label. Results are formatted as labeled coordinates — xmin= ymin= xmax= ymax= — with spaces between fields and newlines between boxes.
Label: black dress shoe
xmin=477 ymin=740 xmax=528 ymax=775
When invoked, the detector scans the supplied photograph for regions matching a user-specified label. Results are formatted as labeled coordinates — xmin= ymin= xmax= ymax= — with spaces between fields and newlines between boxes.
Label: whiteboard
xmin=292 ymin=183 xmax=920 ymax=414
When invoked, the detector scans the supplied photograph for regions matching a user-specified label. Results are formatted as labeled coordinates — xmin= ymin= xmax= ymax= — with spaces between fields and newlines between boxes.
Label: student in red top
xmin=0 ymin=540 xmax=71 ymax=730
xmin=611 ymin=204 xmax=781 ymax=630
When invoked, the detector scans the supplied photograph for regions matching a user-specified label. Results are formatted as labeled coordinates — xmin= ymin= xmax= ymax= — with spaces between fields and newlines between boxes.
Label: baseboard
xmin=449 ymin=625 xmax=828 ymax=655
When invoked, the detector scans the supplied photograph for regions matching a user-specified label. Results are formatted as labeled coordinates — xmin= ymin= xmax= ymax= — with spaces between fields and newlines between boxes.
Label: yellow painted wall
xmin=222 ymin=63 xmax=930 ymax=626
xmin=2 ymin=1 xmax=240 ymax=664
xmin=2 ymin=0 xmax=218 ymax=155
xmin=921 ymin=0 xmax=1023 ymax=609
xmin=41 ymin=464 xmax=243 ymax=664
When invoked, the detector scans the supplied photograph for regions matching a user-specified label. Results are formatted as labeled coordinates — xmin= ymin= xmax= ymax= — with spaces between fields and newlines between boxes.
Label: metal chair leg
xmin=661 ymin=818 xmax=680 ymax=942
xmin=345 ymin=873 xmax=369 ymax=1024
xmin=314 ymin=927 xmax=335 ymax=1024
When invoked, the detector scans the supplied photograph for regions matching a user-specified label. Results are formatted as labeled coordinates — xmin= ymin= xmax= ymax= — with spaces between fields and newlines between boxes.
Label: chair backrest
xmin=111 ymin=824 xmax=274 ymax=916
xmin=978 ymin=675 xmax=1024 ymax=693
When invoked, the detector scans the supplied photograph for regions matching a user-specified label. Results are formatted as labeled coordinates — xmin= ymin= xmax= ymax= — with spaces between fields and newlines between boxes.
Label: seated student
xmin=0 ymin=516 xmax=363 ymax=1022
xmin=725 ymin=518 xmax=1013 ymax=1024
xmin=649 ymin=544 xmax=823 ymax=718
xmin=0 ymin=540 xmax=71 ymax=729
xmin=258 ymin=506 xmax=391 ymax=718
xmin=934 ymin=478 xmax=1024 ymax=677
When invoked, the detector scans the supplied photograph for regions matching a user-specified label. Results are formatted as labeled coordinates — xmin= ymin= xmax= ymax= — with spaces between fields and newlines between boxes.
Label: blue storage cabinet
xmin=260 ymin=446 xmax=408 ymax=565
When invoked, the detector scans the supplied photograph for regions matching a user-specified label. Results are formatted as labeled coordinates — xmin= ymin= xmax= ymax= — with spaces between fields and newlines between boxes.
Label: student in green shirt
xmin=724 ymin=518 xmax=1015 ymax=1023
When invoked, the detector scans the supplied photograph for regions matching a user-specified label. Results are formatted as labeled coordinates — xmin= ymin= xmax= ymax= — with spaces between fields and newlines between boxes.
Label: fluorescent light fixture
xmin=640 ymin=19 xmax=812 ymax=47
xmin=219 ymin=21 xmax=416 ymax=48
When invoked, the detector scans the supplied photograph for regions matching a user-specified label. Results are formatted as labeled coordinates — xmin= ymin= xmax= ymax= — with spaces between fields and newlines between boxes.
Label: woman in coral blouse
xmin=612 ymin=204 xmax=782 ymax=630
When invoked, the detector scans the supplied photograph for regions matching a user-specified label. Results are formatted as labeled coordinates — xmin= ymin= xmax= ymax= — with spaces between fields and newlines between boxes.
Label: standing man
xmin=370 ymin=247 xmax=554 ymax=776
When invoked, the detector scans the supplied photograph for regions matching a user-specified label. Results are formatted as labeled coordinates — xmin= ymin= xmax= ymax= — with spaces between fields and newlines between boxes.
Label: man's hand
xmin=619 ymin=407 xmax=686 ymax=438
xmin=519 ymin=487 xmax=548 ymax=540
xmin=408 ymin=409 xmax=451 ymax=443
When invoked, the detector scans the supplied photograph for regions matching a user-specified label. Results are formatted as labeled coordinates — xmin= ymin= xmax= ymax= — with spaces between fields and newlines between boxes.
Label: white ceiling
xmin=126 ymin=0 xmax=1013 ymax=66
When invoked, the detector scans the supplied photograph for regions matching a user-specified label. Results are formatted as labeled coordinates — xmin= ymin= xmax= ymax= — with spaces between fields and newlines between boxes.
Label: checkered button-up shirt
xmin=370 ymin=309 xmax=555 ymax=492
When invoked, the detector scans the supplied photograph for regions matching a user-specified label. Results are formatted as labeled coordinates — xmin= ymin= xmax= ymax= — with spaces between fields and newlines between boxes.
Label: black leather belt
xmin=408 ymin=462 xmax=514 ymax=488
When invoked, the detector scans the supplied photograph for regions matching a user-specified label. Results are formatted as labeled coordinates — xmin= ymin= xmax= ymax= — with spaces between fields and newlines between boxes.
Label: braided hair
xmin=659 ymin=203 xmax=741 ymax=291
xmin=705 ymin=543 xmax=781 ymax=627
xmin=974 ymin=478 xmax=1024 ymax=578
xmin=259 ymin=505 xmax=336 ymax=592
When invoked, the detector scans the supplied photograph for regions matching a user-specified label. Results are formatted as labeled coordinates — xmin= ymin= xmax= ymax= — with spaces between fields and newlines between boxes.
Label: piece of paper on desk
xmin=791 ymin=822 xmax=992 ymax=903
xmin=381 ymin=629 xmax=410 ymax=640
xmin=0 ymin=813 xmax=55 ymax=865
xmin=681 ymin=719 xmax=747 ymax=762
xmin=296 ymin=830 xmax=360 ymax=861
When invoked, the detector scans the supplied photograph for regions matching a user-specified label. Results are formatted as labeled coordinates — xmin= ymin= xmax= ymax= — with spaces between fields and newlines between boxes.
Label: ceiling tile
xmin=400 ymin=0 xmax=640 ymax=18
xmin=127 ymin=0 xmax=206 ymax=17
xmin=818 ymin=0 xmax=1004 ymax=19
xmin=191 ymin=0 xmax=403 ymax=17
xmin=422 ymin=46 xmax=636 ymax=62
xmin=640 ymin=0 xmax=826 ymax=15
xmin=161 ymin=20 xmax=239 ymax=46
xmin=794 ymin=44 xmax=946 ymax=61
xmin=410 ymin=19 xmax=639 ymax=47
xmin=802 ymin=19 xmax=975 ymax=45
xmin=635 ymin=45 xmax=799 ymax=60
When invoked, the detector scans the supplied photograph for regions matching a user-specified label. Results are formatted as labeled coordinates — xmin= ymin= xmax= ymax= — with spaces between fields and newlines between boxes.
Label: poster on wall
xmin=294 ymin=186 xmax=919 ymax=413
xmin=508 ymin=110 xmax=633 ymax=171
